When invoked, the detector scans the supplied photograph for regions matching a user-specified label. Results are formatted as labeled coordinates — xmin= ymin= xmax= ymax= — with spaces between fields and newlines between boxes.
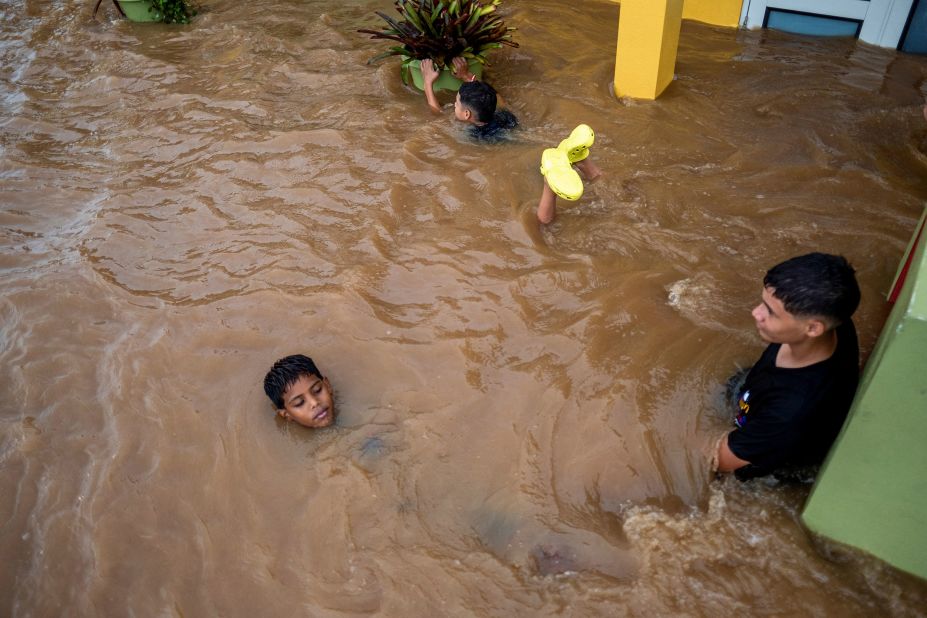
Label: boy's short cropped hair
xmin=764 ymin=252 xmax=860 ymax=327
xmin=459 ymin=80 xmax=497 ymax=123
xmin=263 ymin=354 xmax=322 ymax=409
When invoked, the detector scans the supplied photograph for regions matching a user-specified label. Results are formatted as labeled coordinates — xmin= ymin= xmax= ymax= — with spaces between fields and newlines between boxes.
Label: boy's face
xmin=278 ymin=373 xmax=335 ymax=428
xmin=454 ymin=93 xmax=471 ymax=123
xmin=751 ymin=286 xmax=824 ymax=344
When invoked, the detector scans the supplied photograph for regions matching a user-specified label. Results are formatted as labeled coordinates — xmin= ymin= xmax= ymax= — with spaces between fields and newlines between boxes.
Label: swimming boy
xmin=716 ymin=253 xmax=861 ymax=480
xmin=263 ymin=354 xmax=336 ymax=428
xmin=420 ymin=57 xmax=518 ymax=141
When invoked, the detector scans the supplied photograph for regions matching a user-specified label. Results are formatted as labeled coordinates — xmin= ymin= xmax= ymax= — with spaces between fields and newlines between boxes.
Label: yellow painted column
xmin=613 ymin=0 xmax=684 ymax=100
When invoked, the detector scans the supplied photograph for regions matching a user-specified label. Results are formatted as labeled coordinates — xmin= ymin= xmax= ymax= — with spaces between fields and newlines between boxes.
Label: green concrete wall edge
xmin=802 ymin=205 xmax=927 ymax=581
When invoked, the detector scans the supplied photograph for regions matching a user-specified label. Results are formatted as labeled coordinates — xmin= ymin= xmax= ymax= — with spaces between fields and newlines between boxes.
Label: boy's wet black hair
xmin=764 ymin=252 xmax=860 ymax=327
xmin=263 ymin=354 xmax=322 ymax=409
xmin=459 ymin=80 xmax=497 ymax=123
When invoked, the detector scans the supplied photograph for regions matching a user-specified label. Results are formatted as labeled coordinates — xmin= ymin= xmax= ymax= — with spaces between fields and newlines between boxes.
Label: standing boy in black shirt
xmin=717 ymin=253 xmax=861 ymax=480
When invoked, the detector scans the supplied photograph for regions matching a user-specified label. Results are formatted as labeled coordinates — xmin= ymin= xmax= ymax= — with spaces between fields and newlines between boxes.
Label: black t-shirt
xmin=469 ymin=109 xmax=518 ymax=142
xmin=728 ymin=320 xmax=859 ymax=480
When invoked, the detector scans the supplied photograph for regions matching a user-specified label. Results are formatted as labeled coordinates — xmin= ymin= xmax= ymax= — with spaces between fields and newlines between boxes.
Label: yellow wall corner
xmin=682 ymin=0 xmax=743 ymax=28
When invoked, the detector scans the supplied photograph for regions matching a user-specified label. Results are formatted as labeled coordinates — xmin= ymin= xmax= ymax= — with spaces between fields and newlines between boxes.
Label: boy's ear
xmin=276 ymin=408 xmax=288 ymax=419
xmin=805 ymin=318 xmax=827 ymax=338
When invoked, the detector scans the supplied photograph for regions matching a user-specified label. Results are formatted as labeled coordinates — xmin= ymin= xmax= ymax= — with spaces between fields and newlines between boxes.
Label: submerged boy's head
xmin=455 ymin=80 xmax=497 ymax=124
xmin=263 ymin=354 xmax=335 ymax=428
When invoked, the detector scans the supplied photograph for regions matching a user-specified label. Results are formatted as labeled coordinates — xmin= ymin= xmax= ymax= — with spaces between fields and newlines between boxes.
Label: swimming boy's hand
xmin=420 ymin=59 xmax=441 ymax=114
xmin=451 ymin=56 xmax=476 ymax=82
xmin=420 ymin=59 xmax=440 ymax=86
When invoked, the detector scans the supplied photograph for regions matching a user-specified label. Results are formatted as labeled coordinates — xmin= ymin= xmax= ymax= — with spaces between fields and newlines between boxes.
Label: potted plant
xmin=358 ymin=0 xmax=518 ymax=92
xmin=93 ymin=0 xmax=196 ymax=24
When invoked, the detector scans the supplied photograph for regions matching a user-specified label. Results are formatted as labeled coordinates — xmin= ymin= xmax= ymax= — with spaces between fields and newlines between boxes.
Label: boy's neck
xmin=777 ymin=329 xmax=838 ymax=369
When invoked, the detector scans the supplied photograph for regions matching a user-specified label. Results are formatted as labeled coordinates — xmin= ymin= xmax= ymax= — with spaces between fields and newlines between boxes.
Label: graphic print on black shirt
xmin=735 ymin=389 xmax=751 ymax=427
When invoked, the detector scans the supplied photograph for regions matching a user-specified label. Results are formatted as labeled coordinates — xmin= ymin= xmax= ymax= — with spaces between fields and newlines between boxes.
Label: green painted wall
xmin=802 ymin=207 xmax=927 ymax=580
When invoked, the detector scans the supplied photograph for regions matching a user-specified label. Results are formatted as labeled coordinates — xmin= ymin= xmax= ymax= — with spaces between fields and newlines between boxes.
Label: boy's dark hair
xmin=459 ymin=80 xmax=497 ymax=123
xmin=263 ymin=354 xmax=322 ymax=409
xmin=764 ymin=252 xmax=860 ymax=327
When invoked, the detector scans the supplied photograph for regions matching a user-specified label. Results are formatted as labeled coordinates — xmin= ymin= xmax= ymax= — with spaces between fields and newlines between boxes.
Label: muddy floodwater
xmin=2 ymin=0 xmax=927 ymax=614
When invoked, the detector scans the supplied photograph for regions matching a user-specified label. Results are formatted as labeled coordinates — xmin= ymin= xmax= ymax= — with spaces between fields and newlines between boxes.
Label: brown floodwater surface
xmin=2 ymin=0 xmax=927 ymax=614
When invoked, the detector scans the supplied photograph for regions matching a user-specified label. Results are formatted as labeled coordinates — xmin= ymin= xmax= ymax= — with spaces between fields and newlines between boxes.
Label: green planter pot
xmin=401 ymin=57 xmax=484 ymax=93
xmin=117 ymin=0 xmax=162 ymax=22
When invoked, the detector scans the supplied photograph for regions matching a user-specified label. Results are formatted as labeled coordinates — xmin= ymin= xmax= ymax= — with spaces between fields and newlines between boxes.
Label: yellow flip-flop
xmin=557 ymin=124 xmax=595 ymax=164
xmin=540 ymin=148 xmax=583 ymax=201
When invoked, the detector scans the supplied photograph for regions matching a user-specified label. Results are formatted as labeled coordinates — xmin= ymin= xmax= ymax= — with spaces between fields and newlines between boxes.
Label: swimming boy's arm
xmin=421 ymin=59 xmax=442 ymax=114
